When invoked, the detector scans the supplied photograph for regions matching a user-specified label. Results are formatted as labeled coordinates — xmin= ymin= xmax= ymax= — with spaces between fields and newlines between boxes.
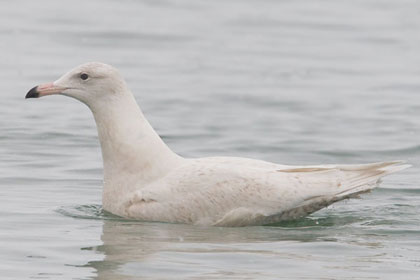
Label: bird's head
xmin=26 ymin=62 xmax=127 ymax=107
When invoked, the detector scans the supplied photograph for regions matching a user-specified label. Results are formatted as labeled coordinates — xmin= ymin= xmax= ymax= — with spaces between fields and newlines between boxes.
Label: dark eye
xmin=80 ymin=73 xmax=89 ymax=80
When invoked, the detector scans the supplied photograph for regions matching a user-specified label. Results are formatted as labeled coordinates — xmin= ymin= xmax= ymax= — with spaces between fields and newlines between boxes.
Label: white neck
xmin=89 ymin=90 xmax=183 ymax=211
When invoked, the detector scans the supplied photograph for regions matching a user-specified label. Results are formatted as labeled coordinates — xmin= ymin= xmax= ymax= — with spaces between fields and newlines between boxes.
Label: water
xmin=1 ymin=0 xmax=420 ymax=279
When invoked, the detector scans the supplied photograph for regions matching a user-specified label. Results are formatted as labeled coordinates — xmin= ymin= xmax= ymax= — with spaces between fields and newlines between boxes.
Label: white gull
xmin=26 ymin=62 xmax=410 ymax=226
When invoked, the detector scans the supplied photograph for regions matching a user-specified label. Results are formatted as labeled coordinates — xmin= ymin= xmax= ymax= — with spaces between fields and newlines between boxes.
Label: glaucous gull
xmin=25 ymin=62 xmax=410 ymax=226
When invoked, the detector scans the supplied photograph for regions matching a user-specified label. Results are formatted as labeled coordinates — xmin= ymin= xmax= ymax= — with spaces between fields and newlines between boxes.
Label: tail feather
xmin=336 ymin=161 xmax=411 ymax=198
xmin=270 ymin=161 xmax=411 ymax=222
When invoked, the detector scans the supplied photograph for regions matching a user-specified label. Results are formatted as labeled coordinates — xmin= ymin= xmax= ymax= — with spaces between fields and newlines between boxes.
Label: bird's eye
xmin=80 ymin=73 xmax=89 ymax=80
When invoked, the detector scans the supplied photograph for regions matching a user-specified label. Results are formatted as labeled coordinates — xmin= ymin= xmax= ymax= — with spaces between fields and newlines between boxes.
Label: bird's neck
xmin=89 ymin=92 xmax=183 ymax=209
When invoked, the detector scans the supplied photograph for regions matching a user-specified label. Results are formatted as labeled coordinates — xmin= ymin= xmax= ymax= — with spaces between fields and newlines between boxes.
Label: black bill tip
xmin=25 ymin=86 xmax=39 ymax=99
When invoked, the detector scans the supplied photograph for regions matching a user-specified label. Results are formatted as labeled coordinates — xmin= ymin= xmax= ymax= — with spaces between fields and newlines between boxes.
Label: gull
xmin=26 ymin=62 xmax=410 ymax=226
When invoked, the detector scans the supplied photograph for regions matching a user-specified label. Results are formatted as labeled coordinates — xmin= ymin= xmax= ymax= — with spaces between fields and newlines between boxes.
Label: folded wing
xmin=124 ymin=160 xmax=410 ymax=226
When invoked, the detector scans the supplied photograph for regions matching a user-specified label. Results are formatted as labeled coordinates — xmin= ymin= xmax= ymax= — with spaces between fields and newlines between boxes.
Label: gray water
xmin=1 ymin=0 xmax=420 ymax=279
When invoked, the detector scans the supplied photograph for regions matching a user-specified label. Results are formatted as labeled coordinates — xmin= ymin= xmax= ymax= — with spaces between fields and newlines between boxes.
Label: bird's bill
xmin=25 ymin=82 xmax=65 ymax=98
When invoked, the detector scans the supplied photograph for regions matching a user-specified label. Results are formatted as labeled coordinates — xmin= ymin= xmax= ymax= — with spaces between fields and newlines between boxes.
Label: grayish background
xmin=1 ymin=0 xmax=419 ymax=279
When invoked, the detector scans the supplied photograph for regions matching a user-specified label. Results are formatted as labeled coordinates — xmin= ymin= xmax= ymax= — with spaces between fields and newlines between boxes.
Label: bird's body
xmin=26 ymin=62 xmax=410 ymax=226
xmin=108 ymin=156 xmax=408 ymax=226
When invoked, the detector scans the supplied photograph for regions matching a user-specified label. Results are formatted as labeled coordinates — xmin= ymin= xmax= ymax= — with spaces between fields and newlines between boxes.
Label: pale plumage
xmin=26 ymin=62 xmax=410 ymax=226
xmin=122 ymin=158 xmax=409 ymax=226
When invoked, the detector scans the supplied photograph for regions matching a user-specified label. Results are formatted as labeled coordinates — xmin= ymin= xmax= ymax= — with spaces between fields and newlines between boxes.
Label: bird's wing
xmin=123 ymin=160 xmax=410 ymax=226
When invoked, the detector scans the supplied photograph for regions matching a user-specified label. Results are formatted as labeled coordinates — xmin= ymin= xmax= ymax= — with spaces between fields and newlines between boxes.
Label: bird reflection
xmin=83 ymin=217 xmax=335 ymax=279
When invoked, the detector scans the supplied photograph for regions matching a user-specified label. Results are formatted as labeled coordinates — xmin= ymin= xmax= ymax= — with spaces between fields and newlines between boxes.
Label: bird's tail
xmin=330 ymin=160 xmax=411 ymax=199
xmin=269 ymin=161 xmax=411 ymax=223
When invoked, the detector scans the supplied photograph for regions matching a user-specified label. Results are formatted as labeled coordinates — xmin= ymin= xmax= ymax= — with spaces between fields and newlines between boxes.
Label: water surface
xmin=1 ymin=0 xmax=420 ymax=279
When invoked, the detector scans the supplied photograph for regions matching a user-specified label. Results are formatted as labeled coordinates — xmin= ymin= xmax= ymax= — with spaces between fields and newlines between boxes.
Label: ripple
xmin=267 ymin=215 xmax=366 ymax=228
xmin=58 ymin=205 xmax=369 ymax=228
xmin=56 ymin=204 xmax=123 ymax=221
xmin=317 ymin=145 xmax=420 ymax=158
